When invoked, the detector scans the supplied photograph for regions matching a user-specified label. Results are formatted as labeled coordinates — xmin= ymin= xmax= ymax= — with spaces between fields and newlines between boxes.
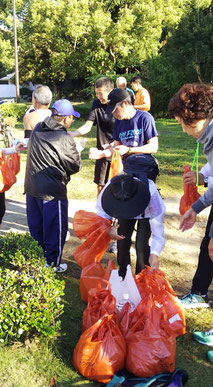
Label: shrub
xmin=73 ymin=102 xmax=92 ymax=119
xmin=0 ymin=103 xmax=27 ymax=121
xmin=0 ymin=232 xmax=65 ymax=344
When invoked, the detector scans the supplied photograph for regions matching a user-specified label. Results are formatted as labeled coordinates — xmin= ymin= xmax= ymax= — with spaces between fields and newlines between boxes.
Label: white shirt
xmin=96 ymin=178 xmax=166 ymax=257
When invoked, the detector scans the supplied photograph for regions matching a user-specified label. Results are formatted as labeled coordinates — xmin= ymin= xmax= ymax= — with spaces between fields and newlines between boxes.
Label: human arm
xmin=59 ymin=135 xmax=82 ymax=176
xmin=148 ymin=183 xmax=166 ymax=267
xmin=108 ymin=224 xmax=125 ymax=241
xmin=149 ymin=254 xmax=159 ymax=271
xmin=183 ymin=162 xmax=213 ymax=185
xmin=115 ymin=136 xmax=158 ymax=156
xmin=183 ymin=171 xmax=204 ymax=185
xmin=70 ymin=120 xmax=93 ymax=137
xmin=89 ymin=141 xmax=119 ymax=160
xmin=179 ymin=207 xmax=197 ymax=231
xmin=1 ymin=146 xmax=18 ymax=155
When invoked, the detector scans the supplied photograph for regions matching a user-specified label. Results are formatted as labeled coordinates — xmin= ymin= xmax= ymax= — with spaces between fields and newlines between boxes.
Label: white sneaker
xmin=65 ymin=230 xmax=70 ymax=242
xmin=55 ymin=263 xmax=67 ymax=273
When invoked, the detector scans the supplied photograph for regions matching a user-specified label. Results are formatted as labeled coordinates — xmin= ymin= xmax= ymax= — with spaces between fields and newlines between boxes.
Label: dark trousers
xmin=0 ymin=192 xmax=5 ymax=224
xmin=117 ymin=218 xmax=151 ymax=278
xmin=26 ymin=195 xmax=68 ymax=266
xmin=191 ymin=205 xmax=213 ymax=295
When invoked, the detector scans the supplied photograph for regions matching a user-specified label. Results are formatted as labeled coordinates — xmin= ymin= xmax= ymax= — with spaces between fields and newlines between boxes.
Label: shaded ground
xmin=1 ymin=194 xmax=213 ymax=301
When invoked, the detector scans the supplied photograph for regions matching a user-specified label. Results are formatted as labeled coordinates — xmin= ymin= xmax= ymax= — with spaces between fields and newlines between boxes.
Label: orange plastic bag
xmin=179 ymin=165 xmax=201 ymax=215
xmin=108 ymin=149 xmax=123 ymax=180
xmin=7 ymin=153 xmax=20 ymax=175
xmin=125 ymin=302 xmax=176 ymax=377
xmin=135 ymin=267 xmax=185 ymax=337
xmin=73 ymin=210 xmax=112 ymax=268
xmin=73 ymin=314 xmax=126 ymax=383
xmin=82 ymin=285 xmax=117 ymax=332
xmin=135 ymin=266 xmax=175 ymax=298
xmin=80 ymin=260 xmax=116 ymax=303
xmin=0 ymin=152 xmax=17 ymax=192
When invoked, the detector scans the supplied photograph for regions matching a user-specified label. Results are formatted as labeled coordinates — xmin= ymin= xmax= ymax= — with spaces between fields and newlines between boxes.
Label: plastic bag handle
xmin=104 ymin=259 xmax=116 ymax=279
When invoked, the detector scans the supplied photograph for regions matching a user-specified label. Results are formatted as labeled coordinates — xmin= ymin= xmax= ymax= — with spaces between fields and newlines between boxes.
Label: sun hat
xmin=106 ymin=89 xmax=130 ymax=115
xmin=51 ymin=99 xmax=80 ymax=117
xmin=101 ymin=173 xmax=150 ymax=219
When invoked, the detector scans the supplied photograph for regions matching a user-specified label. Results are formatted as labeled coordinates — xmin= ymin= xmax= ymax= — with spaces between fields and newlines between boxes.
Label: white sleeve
xmin=148 ymin=184 xmax=166 ymax=256
xmin=200 ymin=162 xmax=213 ymax=177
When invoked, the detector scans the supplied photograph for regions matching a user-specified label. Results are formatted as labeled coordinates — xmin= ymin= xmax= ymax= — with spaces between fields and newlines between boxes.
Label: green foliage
xmin=0 ymin=103 xmax=27 ymax=121
xmin=164 ymin=1 xmax=213 ymax=83
xmin=20 ymin=86 xmax=32 ymax=97
xmin=0 ymin=0 xmax=212 ymax=117
xmin=0 ymin=232 xmax=65 ymax=344
xmin=73 ymin=102 xmax=91 ymax=119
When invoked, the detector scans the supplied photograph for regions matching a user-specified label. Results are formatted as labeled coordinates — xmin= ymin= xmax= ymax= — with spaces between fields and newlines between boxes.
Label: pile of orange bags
xmin=0 ymin=152 xmax=20 ymax=192
xmin=179 ymin=165 xmax=200 ymax=215
xmin=72 ymin=210 xmax=185 ymax=384
xmin=72 ymin=266 xmax=186 ymax=383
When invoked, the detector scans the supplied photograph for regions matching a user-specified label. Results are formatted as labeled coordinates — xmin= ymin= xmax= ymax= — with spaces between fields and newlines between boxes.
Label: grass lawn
xmin=0 ymin=118 xmax=212 ymax=386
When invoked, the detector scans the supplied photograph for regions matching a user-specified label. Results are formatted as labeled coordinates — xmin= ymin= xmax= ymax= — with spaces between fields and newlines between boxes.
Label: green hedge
xmin=0 ymin=232 xmax=65 ymax=344
xmin=0 ymin=103 xmax=27 ymax=121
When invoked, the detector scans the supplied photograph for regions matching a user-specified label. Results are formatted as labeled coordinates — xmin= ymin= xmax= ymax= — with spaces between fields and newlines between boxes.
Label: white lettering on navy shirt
xmin=119 ymin=128 xmax=142 ymax=141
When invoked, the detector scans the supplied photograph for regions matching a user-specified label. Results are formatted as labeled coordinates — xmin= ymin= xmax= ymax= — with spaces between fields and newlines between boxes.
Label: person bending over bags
xmin=96 ymin=172 xmax=165 ymax=278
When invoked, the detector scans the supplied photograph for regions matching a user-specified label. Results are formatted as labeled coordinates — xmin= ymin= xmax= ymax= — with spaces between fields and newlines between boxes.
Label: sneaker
xmin=108 ymin=241 xmax=118 ymax=254
xmin=193 ymin=327 xmax=213 ymax=346
xmin=55 ymin=263 xmax=67 ymax=273
xmin=207 ymin=350 xmax=213 ymax=362
xmin=180 ymin=292 xmax=209 ymax=309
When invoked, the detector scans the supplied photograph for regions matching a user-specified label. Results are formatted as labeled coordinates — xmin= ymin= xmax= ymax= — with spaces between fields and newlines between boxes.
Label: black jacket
xmin=24 ymin=117 xmax=82 ymax=200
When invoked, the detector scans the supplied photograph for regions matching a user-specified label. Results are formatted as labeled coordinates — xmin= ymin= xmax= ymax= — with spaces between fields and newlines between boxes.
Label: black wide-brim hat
xmin=101 ymin=173 xmax=150 ymax=219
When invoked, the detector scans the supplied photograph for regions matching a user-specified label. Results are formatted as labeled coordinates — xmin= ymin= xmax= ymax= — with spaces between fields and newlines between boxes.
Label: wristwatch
xmin=204 ymin=176 xmax=208 ymax=187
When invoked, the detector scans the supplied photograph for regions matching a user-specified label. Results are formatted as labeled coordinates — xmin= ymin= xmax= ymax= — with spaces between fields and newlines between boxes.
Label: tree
xmin=16 ymin=0 xmax=187 ymax=90
xmin=164 ymin=0 xmax=213 ymax=82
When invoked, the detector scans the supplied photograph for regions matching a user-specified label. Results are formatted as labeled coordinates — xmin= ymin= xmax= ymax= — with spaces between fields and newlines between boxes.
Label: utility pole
xmin=13 ymin=0 xmax=20 ymax=103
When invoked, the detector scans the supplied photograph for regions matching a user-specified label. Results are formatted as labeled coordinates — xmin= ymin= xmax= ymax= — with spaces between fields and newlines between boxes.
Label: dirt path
xmin=1 ymin=194 xmax=213 ymax=299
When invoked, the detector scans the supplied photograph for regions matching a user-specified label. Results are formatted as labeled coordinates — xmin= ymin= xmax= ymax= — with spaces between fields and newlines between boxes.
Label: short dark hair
xmin=130 ymin=76 xmax=142 ymax=85
xmin=168 ymin=83 xmax=213 ymax=125
xmin=95 ymin=77 xmax=114 ymax=91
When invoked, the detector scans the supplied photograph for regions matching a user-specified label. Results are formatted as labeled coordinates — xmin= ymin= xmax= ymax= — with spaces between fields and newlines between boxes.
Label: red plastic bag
xmin=135 ymin=267 xmax=185 ymax=337
xmin=108 ymin=149 xmax=123 ymax=181
xmin=73 ymin=210 xmax=112 ymax=268
xmin=125 ymin=302 xmax=176 ymax=377
xmin=0 ymin=152 xmax=17 ymax=192
xmin=80 ymin=260 xmax=116 ymax=303
xmin=73 ymin=314 xmax=126 ymax=383
xmin=179 ymin=165 xmax=201 ymax=215
xmin=82 ymin=285 xmax=117 ymax=332
xmin=135 ymin=266 xmax=176 ymax=297
xmin=7 ymin=153 xmax=20 ymax=175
